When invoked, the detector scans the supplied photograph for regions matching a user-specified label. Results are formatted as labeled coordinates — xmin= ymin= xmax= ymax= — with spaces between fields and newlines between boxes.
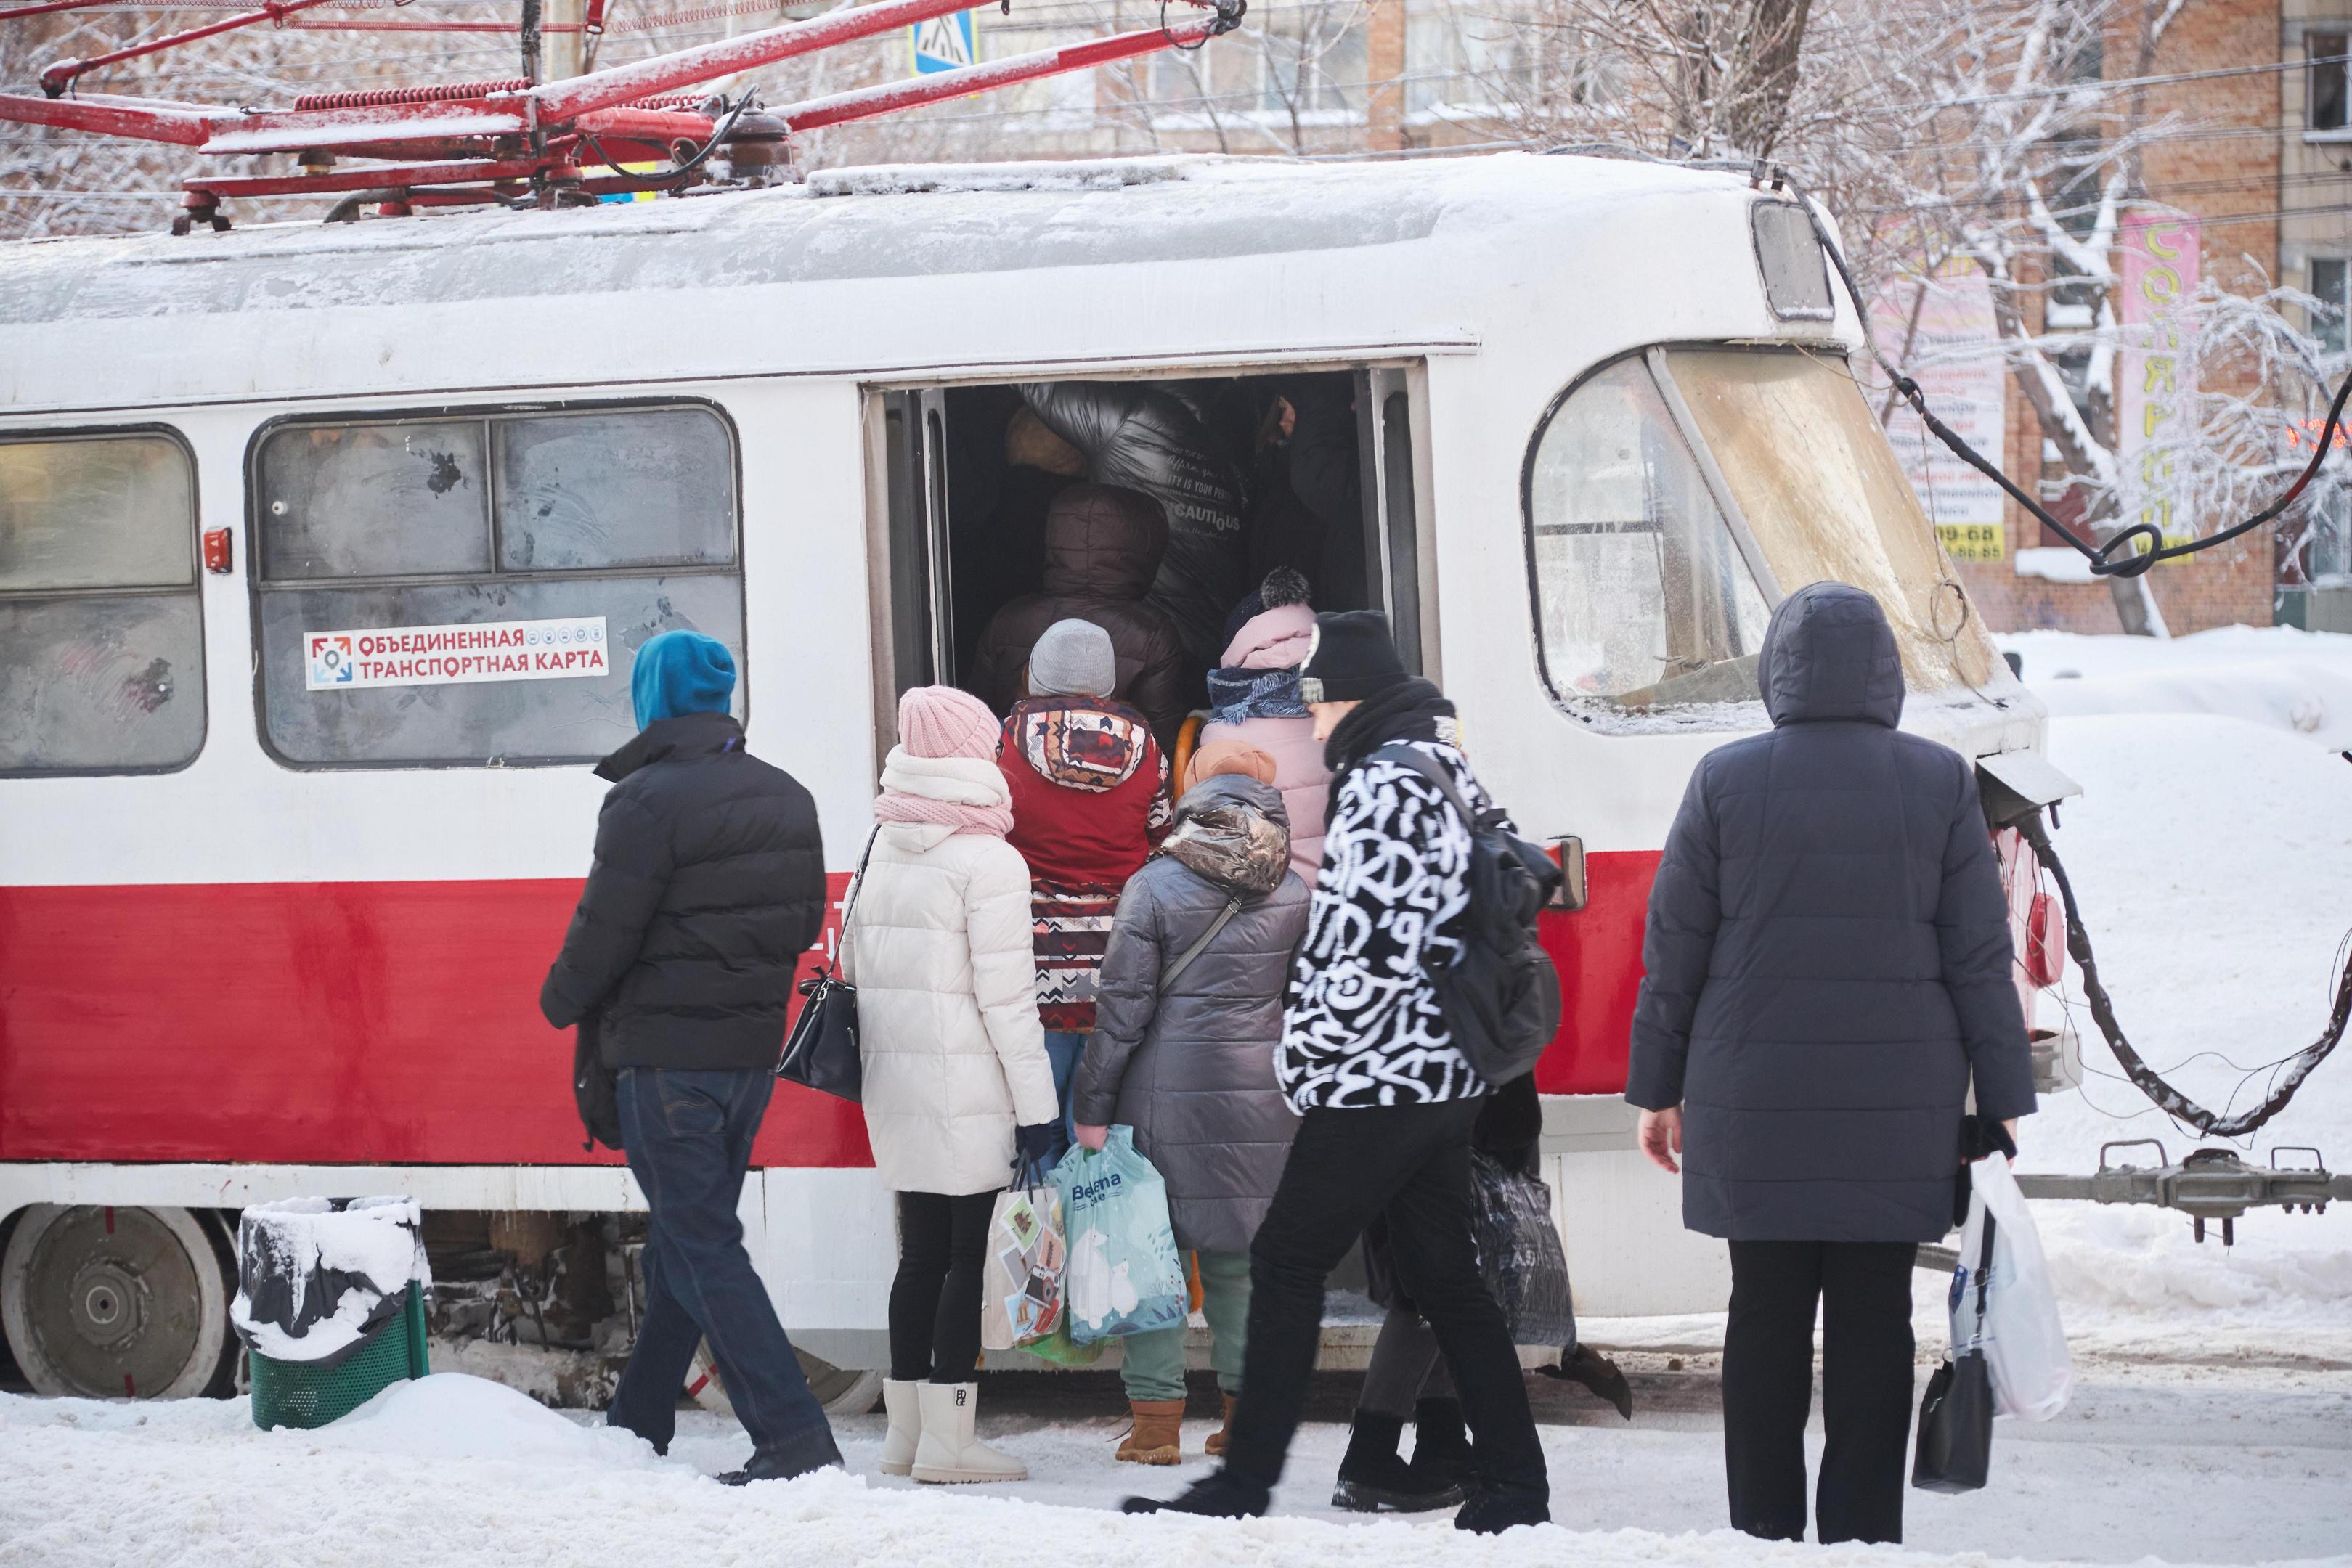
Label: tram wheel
xmin=0 ymin=1204 xmax=236 ymax=1400
xmin=686 ymin=1337 xmax=884 ymax=1419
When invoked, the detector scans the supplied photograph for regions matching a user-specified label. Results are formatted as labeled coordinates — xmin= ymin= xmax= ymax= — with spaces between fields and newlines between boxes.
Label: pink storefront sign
xmin=2117 ymin=207 xmax=2202 ymax=548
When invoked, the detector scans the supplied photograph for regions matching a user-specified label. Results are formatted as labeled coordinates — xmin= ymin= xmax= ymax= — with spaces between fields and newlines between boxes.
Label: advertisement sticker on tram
xmin=304 ymin=616 xmax=610 ymax=690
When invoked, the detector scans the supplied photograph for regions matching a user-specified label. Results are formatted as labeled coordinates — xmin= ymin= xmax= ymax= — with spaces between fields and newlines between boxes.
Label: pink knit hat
xmin=898 ymin=685 xmax=1001 ymax=761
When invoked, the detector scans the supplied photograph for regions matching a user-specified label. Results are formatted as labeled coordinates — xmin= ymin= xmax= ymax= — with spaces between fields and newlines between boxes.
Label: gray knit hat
xmin=1028 ymin=617 xmax=1117 ymax=698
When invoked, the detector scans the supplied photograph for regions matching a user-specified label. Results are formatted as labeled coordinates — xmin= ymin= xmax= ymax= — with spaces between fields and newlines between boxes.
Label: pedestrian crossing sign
xmin=911 ymin=9 xmax=977 ymax=73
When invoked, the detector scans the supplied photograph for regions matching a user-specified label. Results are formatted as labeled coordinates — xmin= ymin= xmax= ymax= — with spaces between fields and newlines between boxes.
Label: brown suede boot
xmin=1115 ymin=1399 xmax=1186 ymax=1465
xmin=1203 ymin=1393 xmax=1237 ymax=1457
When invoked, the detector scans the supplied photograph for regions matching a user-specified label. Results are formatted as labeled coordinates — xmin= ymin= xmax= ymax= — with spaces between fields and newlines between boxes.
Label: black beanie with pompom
xmin=1217 ymin=566 xmax=1313 ymax=658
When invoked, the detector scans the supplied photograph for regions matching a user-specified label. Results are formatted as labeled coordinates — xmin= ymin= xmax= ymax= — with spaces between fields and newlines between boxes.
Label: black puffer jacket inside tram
xmin=540 ymin=710 xmax=827 ymax=1071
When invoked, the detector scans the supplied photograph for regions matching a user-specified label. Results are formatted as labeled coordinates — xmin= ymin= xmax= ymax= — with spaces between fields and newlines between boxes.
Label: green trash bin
xmin=236 ymin=1196 xmax=432 ymax=1432
xmin=249 ymin=1280 xmax=431 ymax=1431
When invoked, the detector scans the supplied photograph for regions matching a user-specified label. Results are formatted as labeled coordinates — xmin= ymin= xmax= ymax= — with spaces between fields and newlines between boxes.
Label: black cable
xmin=1784 ymin=171 xmax=2352 ymax=581
xmin=2019 ymin=810 xmax=2352 ymax=1138
xmin=664 ymin=89 xmax=752 ymax=181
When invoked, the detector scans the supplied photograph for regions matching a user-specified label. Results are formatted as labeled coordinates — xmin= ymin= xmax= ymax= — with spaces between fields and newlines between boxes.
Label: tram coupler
xmin=2011 ymin=1140 xmax=2352 ymax=1244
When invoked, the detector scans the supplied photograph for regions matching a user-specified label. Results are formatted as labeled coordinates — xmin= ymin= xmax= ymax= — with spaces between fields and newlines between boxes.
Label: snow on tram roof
xmin=0 ymin=152 xmax=1751 ymax=327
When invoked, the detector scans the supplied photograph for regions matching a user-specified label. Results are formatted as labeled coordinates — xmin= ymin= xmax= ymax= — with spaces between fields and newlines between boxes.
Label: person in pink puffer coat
xmin=1196 ymin=568 xmax=1330 ymax=885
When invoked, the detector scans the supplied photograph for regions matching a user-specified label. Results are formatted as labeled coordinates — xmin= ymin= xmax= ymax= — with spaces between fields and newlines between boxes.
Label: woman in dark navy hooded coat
xmin=1626 ymin=581 xmax=2036 ymax=1547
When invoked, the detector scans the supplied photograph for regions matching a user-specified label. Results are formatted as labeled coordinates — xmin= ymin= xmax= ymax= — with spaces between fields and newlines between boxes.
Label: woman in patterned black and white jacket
xmin=1123 ymin=611 xmax=1550 ymax=1536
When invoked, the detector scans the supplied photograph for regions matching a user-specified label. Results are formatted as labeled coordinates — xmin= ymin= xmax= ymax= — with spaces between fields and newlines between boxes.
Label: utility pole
xmin=545 ymin=0 xmax=587 ymax=81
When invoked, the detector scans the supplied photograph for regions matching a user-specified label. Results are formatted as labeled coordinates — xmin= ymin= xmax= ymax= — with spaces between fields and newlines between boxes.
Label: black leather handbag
xmin=1913 ymin=1212 xmax=1997 ymax=1494
xmin=775 ymin=828 xmax=878 ymax=1104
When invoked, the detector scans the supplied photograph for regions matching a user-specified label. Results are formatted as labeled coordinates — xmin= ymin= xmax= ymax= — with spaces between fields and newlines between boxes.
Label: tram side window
xmin=0 ymin=433 xmax=205 ymax=775
xmin=1526 ymin=357 xmax=1770 ymax=719
xmin=253 ymin=404 xmax=743 ymax=768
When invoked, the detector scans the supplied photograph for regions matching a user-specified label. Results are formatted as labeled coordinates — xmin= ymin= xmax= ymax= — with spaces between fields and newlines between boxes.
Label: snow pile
xmin=1998 ymin=625 xmax=2352 ymax=749
xmin=231 ymin=1196 xmax=431 ymax=1364
xmin=311 ymin=1374 xmax=661 ymax=1469
xmin=2017 ymin=701 xmax=2352 ymax=1339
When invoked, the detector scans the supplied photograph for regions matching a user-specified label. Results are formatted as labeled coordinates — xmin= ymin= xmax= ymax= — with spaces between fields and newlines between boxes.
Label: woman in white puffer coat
xmin=840 ymin=685 xmax=1059 ymax=1487
xmin=1197 ymin=568 xmax=1330 ymax=884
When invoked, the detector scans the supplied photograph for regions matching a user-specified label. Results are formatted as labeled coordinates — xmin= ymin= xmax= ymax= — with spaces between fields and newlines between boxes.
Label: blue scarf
xmin=1205 ymin=664 xmax=1309 ymax=726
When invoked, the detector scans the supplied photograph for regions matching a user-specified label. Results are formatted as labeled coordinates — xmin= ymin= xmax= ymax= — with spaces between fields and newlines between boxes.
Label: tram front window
xmin=1526 ymin=346 xmax=2001 ymax=727
xmin=1662 ymin=347 xmax=1999 ymax=697
xmin=1526 ymin=358 xmax=1772 ymax=717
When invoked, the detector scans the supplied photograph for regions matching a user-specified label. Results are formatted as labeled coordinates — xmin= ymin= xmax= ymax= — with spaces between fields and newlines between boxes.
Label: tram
xmin=0 ymin=150 xmax=2065 ymax=1403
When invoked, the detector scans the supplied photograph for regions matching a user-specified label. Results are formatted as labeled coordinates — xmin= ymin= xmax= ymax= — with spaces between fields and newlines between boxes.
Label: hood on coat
xmin=1040 ymin=483 xmax=1168 ymax=600
xmin=1218 ymin=600 xmax=1317 ymax=671
xmin=1181 ymin=738 xmax=1277 ymax=794
xmin=1007 ymin=697 xmax=1151 ymax=794
xmin=595 ymin=709 xmax=742 ymax=783
xmin=876 ymin=819 xmax=960 ymax=853
xmin=1758 ymin=581 xmax=1905 ymax=730
xmin=1159 ymin=775 xmax=1290 ymax=897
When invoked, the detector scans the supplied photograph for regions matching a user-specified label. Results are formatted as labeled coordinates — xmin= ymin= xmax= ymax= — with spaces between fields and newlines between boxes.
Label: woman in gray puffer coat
xmin=1071 ymin=756 xmax=1308 ymax=1468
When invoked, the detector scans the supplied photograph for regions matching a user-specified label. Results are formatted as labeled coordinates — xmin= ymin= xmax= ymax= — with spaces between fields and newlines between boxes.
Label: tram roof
xmin=0 ymin=152 xmax=1768 ymax=329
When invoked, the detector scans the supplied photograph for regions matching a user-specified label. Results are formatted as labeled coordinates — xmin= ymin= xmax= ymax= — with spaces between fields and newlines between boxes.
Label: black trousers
xmin=1224 ymin=1098 xmax=1547 ymax=1501
xmin=1722 ymin=1239 xmax=1919 ymax=1545
xmin=889 ymin=1191 xmax=996 ymax=1384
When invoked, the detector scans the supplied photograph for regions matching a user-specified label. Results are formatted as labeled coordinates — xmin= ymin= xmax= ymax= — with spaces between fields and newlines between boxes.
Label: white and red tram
xmin=0 ymin=152 xmax=2057 ymax=1402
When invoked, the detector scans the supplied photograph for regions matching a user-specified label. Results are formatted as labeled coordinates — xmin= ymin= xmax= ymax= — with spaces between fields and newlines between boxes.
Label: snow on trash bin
xmin=233 ymin=1196 xmax=432 ymax=1429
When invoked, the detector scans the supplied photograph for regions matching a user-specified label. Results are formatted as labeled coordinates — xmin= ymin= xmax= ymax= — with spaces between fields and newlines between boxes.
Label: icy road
xmin=5 ymin=630 xmax=2352 ymax=1568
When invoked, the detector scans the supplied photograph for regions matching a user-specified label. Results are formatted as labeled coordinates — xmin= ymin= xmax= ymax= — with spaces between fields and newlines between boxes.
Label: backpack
xmin=1367 ymin=744 xmax=1564 ymax=1084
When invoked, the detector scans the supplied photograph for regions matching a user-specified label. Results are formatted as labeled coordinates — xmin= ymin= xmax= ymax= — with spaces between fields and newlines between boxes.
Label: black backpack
xmin=1368 ymin=744 xmax=1564 ymax=1084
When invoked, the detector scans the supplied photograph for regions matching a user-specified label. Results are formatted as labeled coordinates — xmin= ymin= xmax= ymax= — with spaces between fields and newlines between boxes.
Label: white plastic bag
xmin=1950 ymin=1154 xmax=2072 ymax=1422
xmin=979 ymin=1167 xmax=1067 ymax=1352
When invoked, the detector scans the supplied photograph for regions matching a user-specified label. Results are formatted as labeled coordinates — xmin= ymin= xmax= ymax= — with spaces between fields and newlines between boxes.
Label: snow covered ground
xmin=1991 ymin=626 xmax=2352 ymax=1363
xmin=4 ymin=630 xmax=2350 ymax=1568
xmin=3 ymin=1366 xmax=2346 ymax=1568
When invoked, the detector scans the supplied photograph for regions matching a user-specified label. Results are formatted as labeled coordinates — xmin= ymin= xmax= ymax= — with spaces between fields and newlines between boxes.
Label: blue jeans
xmin=607 ymin=1069 xmax=838 ymax=1470
xmin=1043 ymin=1029 xmax=1088 ymax=1164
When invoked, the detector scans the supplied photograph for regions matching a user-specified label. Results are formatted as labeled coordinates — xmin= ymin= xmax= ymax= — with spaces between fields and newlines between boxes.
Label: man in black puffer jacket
xmin=540 ymin=629 xmax=839 ymax=1483
xmin=1627 ymin=581 xmax=2035 ymax=1547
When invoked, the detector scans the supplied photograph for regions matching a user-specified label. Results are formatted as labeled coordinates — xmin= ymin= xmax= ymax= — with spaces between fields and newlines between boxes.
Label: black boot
xmin=1454 ymin=1483 xmax=1550 ymax=1534
xmin=1330 ymin=1410 xmax=1467 ymax=1514
xmin=1406 ymin=1397 xmax=1475 ymax=1489
xmin=716 ymin=1426 xmax=845 ymax=1485
xmin=1121 ymin=1466 xmax=1271 ymax=1518
xmin=1545 ymin=1344 xmax=1634 ymax=1421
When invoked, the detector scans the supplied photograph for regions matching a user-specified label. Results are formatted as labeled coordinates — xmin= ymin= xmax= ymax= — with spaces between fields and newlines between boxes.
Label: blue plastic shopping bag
xmin=1050 ymin=1127 xmax=1188 ymax=1344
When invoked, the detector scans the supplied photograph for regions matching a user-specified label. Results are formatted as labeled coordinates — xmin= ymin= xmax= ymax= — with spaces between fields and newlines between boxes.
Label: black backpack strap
xmin=1366 ymin=742 xmax=1478 ymax=829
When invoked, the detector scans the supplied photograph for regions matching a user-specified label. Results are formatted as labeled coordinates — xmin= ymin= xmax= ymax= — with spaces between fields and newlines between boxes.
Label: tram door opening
xmin=876 ymin=367 xmax=1428 ymax=711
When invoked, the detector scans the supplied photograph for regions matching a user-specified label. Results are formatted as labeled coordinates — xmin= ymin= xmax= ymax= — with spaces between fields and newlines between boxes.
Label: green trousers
xmin=1118 ymin=1247 xmax=1251 ymax=1403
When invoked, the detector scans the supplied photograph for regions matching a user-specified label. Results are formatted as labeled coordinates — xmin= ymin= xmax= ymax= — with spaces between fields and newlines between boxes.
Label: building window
xmin=2313 ymin=32 xmax=2348 ymax=132
xmin=1257 ymin=9 xmax=1367 ymax=116
xmin=252 ymin=403 xmax=743 ymax=769
xmin=0 ymin=430 xmax=205 ymax=776
xmin=2314 ymin=256 xmax=2348 ymax=354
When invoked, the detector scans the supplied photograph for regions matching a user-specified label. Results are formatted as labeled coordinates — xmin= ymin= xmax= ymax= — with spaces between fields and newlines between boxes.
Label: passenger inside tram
xmin=928 ymin=372 xmax=1385 ymax=727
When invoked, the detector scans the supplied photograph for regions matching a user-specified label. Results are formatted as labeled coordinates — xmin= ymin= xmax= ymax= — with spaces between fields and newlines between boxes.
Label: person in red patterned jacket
xmin=998 ymin=616 xmax=1173 ymax=1160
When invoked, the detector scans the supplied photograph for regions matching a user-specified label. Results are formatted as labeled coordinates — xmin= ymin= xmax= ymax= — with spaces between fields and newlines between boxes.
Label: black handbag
xmin=775 ymin=828 xmax=879 ymax=1104
xmin=571 ymin=1008 xmax=623 ymax=1152
xmin=1913 ymin=1212 xmax=1997 ymax=1494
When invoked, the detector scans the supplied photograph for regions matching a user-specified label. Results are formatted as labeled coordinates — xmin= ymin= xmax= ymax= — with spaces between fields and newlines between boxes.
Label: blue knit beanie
xmin=632 ymin=629 xmax=736 ymax=730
